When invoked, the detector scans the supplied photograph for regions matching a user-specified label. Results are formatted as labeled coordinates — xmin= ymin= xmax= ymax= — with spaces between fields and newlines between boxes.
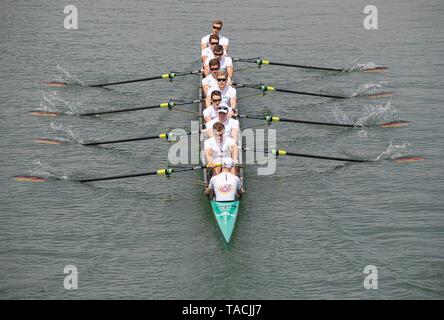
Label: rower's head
xmin=212 ymin=20 xmax=223 ymax=35
xmin=213 ymin=121 xmax=225 ymax=137
xmin=208 ymin=58 xmax=220 ymax=75
xmin=222 ymin=157 xmax=234 ymax=171
xmin=213 ymin=45 xmax=224 ymax=59
xmin=209 ymin=34 xmax=219 ymax=48
xmin=216 ymin=70 xmax=228 ymax=89
xmin=211 ymin=90 xmax=222 ymax=107
xmin=217 ymin=102 xmax=229 ymax=119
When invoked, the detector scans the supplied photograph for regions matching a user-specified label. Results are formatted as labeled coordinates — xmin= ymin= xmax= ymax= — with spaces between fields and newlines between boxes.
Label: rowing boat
xmin=198 ymin=73 xmax=244 ymax=244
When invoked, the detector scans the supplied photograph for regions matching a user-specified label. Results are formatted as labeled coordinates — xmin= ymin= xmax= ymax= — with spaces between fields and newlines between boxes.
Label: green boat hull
xmin=211 ymin=200 xmax=239 ymax=243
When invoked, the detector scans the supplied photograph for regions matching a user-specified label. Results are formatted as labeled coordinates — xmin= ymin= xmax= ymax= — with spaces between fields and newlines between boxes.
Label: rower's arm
xmin=202 ymin=83 xmax=209 ymax=95
xmin=227 ymin=65 xmax=234 ymax=82
xmin=231 ymin=127 xmax=239 ymax=142
xmin=207 ymin=127 xmax=214 ymax=138
xmin=203 ymin=64 xmax=210 ymax=77
xmin=205 ymin=146 xmax=213 ymax=165
xmin=231 ymin=143 xmax=238 ymax=164
xmin=205 ymin=95 xmax=212 ymax=109
xmin=223 ymin=44 xmax=229 ymax=55
xmin=230 ymin=96 xmax=237 ymax=110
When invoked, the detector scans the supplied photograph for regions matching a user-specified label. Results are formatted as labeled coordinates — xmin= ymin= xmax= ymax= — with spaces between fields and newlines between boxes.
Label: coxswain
xmin=205 ymin=158 xmax=243 ymax=201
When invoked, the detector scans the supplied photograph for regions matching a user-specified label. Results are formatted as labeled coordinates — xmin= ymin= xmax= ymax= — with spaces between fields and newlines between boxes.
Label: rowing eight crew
xmin=201 ymin=20 xmax=244 ymax=201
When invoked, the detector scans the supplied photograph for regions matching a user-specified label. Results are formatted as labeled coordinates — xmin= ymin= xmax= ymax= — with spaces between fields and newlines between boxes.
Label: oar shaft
xmin=89 ymin=75 xmax=162 ymax=87
xmin=78 ymin=171 xmax=160 ymax=183
xmin=274 ymin=88 xmax=347 ymax=99
xmin=80 ymin=104 xmax=161 ymax=116
xmin=268 ymin=61 xmax=344 ymax=72
xmin=82 ymin=135 xmax=160 ymax=146
xmin=279 ymin=117 xmax=355 ymax=128
xmin=282 ymin=151 xmax=370 ymax=162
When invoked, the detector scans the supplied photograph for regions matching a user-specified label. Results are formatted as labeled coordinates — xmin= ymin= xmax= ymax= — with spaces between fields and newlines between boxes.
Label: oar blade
xmin=29 ymin=111 xmax=59 ymax=117
xmin=379 ymin=120 xmax=410 ymax=128
xmin=44 ymin=81 xmax=68 ymax=87
xmin=365 ymin=91 xmax=395 ymax=99
xmin=14 ymin=175 xmax=49 ymax=182
xmin=394 ymin=156 xmax=424 ymax=164
xmin=362 ymin=66 xmax=389 ymax=73
xmin=33 ymin=138 xmax=65 ymax=145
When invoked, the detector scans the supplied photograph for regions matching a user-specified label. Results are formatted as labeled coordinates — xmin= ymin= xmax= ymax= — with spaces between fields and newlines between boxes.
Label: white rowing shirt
xmin=206 ymin=117 xmax=239 ymax=138
xmin=207 ymin=85 xmax=236 ymax=107
xmin=201 ymin=34 xmax=229 ymax=48
xmin=202 ymin=74 xmax=217 ymax=89
xmin=201 ymin=47 xmax=215 ymax=61
xmin=208 ymin=172 xmax=241 ymax=202
xmin=204 ymin=55 xmax=233 ymax=71
xmin=204 ymin=136 xmax=236 ymax=163
xmin=202 ymin=106 xmax=218 ymax=122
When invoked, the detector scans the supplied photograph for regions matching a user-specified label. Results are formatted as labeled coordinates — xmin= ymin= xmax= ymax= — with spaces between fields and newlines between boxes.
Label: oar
xmin=239 ymin=114 xmax=410 ymax=129
xmin=234 ymin=58 xmax=389 ymax=72
xmin=45 ymin=70 xmax=201 ymax=88
xmin=82 ymin=131 xmax=190 ymax=146
xmin=14 ymin=164 xmax=220 ymax=183
xmin=29 ymin=98 xmax=203 ymax=117
xmin=80 ymin=99 xmax=203 ymax=116
xmin=243 ymin=148 xmax=423 ymax=164
xmin=234 ymin=83 xmax=394 ymax=99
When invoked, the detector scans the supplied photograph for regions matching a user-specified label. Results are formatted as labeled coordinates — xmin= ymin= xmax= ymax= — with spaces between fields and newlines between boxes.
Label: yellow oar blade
xmin=379 ymin=120 xmax=410 ymax=128
xmin=366 ymin=92 xmax=395 ymax=99
xmin=44 ymin=81 xmax=67 ymax=87
xmin=29 ymin=111 xmax=59 ymax=117
xmin=394 ymin=156 xmax=424 ymax=164
xmin=33 ymin=138 xmax=65 ymax=145
xmin=14 ymin=176 xmax=49 ymax=182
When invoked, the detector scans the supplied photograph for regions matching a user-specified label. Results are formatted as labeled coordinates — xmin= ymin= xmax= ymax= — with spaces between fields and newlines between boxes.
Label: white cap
xmin=222 ymin=157 xmax=234 ymax=168
xmin=217 ymin=102 xmax=230 ymax=113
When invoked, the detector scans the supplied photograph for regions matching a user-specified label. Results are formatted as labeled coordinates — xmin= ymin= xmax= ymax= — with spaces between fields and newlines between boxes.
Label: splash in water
xmin=355 ymin=102 xmax=398 ymax=127
xmin=48 ymin=121 xmax=82 ymax=143
xmin=55 ymin=64 xmax=85 ymax=85
xmin=351 ymin=81 xmax=388 ymax=97
xmin=29 ymin=159 xmax=68 ymax=180
xmin=376 ymin=140 xmax=413 ymax=161
xmin=38 ymin=91 xmax=81 ymax=115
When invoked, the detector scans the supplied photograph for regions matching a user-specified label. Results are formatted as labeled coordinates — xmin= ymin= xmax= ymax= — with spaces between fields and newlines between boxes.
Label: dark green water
xmin=1 ymin=0 xmax=443 ymax=299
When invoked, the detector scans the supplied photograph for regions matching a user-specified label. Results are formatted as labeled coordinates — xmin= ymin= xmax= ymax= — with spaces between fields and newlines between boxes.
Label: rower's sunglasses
xmin=210 ymin=42 xmax=218 ymax=45
xmin=210 ymin=67 xmax=219 ymax=71
xmin=217 ymin=78 xmax=227 ymax=82
xmin=212 ymin=25 xmax=221 ymax=30
xmin=212 ymin=99 xmax=222 ymax=103
xmin=218 ymin=106 xmax=229 ymax=111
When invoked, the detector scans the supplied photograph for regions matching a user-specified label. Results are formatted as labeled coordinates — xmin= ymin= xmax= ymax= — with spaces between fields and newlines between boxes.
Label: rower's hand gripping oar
xmin=234 ymin=83 xmax=394 ymax=99
xmin=45 ymin=69 xmax=201 ymax=88
xmin=239 ymin=114 xmax=410 ymax=129
xmin=233 ymin=58 xmax=389 ymax=73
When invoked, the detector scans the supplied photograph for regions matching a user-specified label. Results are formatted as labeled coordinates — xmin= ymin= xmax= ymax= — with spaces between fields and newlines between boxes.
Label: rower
xmin=203 ymin=90 xmax=223 ymax=123
xmin=202 ymin=58 xmax=220 ymax=95
xmin=203 ymin=45 xmax=233 ymax=81
xmin=201 ymin=20 xmax=229 ymax=54
xmin=206 ymin=103 xmax=239 ymax=140
xmin=204 ymin=122 xmax=238 ymax=175
xmin=205 ymin=158 xmax=243 ymax=201
xmin=201 ymin=35 xmax=219 ymax=64
xmin=206 ymin=70 xmax=237 ymax=111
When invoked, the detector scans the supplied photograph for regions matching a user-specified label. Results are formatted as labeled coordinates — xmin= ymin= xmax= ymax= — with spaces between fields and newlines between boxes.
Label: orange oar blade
xmin=379 ymin=120 xmax=410 ymax=128
xmin=44 ymin=81 xmax=67 ymax=87
xmin=29 ymin=111 xmax=59 ymax=117
xmin=363 ymin=66 xmax=389 ymax=73
xmin=14 ymin=176 xmax=49 ymax=182
xmin=394 ymin=156 xmax=424 ymax=164
xmin=33 ymin=138 xmax=65 ymax=145
xmin=366 ymin=92 xmax=395 ymax=99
